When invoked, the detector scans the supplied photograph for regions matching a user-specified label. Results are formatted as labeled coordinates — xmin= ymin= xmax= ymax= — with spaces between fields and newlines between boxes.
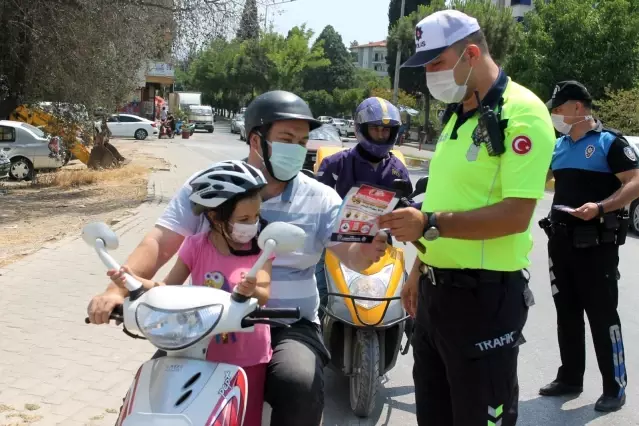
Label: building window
xmin=511 ymin=0 xmax=532 ymax=4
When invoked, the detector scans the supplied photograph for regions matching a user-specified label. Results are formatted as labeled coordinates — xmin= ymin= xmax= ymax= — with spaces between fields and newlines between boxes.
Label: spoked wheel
xmin=349 ymin=329 xmax=380 ymax=417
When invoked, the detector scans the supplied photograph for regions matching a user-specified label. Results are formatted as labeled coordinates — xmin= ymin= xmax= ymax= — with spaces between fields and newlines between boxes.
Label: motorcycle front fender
xmin=118 ymin=357 xmax=247 ymax=426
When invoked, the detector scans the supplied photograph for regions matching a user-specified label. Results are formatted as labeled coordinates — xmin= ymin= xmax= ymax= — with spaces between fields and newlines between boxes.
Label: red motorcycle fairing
xmin=207 ymin=369 xmax=248 ymax=426
xmin=117 ymin=366 xmax=142 ymax=426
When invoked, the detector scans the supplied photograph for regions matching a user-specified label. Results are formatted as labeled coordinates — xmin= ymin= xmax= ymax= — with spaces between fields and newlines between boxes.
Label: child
xmin=109 ymin=160 xmax=272 ymax=426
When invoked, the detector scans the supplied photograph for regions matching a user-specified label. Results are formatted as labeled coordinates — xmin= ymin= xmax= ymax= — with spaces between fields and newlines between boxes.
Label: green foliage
xmin=302 ymin=25 xmax=355 ymax=91
xmin=595 ymin=87 xmax=639 ymax=135
xmin=506 ymin=0 xmax=639 ymax=100
xmin=387 ymin=0 xmax=522 ymax=94
xmin=388 ymin=0 xmax=432 ymax=33
xmin=237 ymin=0 xmax=260 ymax=41
xmin=302 ymin=90 xmax=335 ymax=117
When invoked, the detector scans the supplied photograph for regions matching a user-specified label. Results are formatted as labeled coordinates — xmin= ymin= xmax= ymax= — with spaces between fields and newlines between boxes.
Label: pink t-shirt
xmin=178 ymin=232 xmax=273 ymax=367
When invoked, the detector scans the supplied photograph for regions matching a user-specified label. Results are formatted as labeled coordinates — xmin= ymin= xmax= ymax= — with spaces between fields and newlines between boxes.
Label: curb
xmin=405 ymin=157 xmax=430 ymax=169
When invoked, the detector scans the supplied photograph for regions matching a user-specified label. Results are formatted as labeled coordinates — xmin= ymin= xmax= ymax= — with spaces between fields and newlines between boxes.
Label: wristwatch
xmin=422 ymin=212 xmax=440 ymax=241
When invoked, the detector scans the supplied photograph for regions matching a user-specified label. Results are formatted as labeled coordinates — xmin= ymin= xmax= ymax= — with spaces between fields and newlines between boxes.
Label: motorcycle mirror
xmin=392 ymin=179 xmax=413 ymax=198
xmin=81 ymin=222 xmax=119 ymax=250
xmin=410 ymin=175 xmax=429 ymax=198
xmin=258 ymin=222 xmax=306 ymax=254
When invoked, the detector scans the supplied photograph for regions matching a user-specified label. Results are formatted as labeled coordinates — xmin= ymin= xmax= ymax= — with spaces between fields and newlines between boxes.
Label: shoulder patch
xmin=623 ymin=146 xmax=637 ymax=162
xmin=512 ymin=135 xmax=532 ymax=155
xmin=585 ymin=144 xmax=595 ymax=159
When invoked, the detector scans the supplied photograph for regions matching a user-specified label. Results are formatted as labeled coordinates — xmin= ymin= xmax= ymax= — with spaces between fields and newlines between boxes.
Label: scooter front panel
xmin=123 ymin=357 xmax=247 ymax=425
xmin=122 ymin=413 xmax=193 ymax=426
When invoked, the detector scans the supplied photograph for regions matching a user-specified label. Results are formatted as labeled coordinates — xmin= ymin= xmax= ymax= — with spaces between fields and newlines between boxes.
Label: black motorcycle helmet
xmin=244 ymin=90 xmax=321 ymax=181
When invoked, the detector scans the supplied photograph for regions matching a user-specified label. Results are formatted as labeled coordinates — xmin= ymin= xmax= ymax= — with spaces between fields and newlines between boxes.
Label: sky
xmin=269 ymin=0 xmax=391 ymax=47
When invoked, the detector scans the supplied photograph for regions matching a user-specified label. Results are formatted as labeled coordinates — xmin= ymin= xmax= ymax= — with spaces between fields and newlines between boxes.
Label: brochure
xmin=330 ymin=184 xmax=399 ymax=243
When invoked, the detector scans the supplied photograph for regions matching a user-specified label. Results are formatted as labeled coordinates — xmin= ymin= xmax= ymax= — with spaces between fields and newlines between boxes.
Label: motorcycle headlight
xmin=135 ymin=304 xmax=224 ymax=351
xmin=342 ymin=264 xmax=394 ymax=309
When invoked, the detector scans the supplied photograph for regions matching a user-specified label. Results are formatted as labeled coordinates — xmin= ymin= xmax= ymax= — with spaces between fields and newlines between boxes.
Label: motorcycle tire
xmin=349 ymin=329 xmax=380 ymax=418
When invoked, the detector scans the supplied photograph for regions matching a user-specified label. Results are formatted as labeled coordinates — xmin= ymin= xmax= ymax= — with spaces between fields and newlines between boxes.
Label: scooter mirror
xmin=81 ymin=222 xmax=119 ymax=250
xmin=410 ymin=175 xmax=429 ymax=198
xmin=392 ymin=179 xmax=413 ymax=198
xmin=258 ymin=222 xmax=306 ymax=254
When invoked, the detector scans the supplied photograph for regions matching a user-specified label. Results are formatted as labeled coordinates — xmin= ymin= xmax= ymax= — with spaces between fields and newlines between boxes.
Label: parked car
xmin=0 ymin=120 xmax=65 ymax=180
xmin=318 ymin=116 xmax=333 ymax=124
xmin=0 ymin=151 xmax=10 ymax=180
xmin=231 ymin=114 xmax=244 ymax=134
xmin=303 ymin=124 xmax=343 ymax=171
xmin=95 ymin=114 xmax=158 ymax=140
xmin=623 ymin=136 xmax=639 ymax=234
xmin=336 ymin=119 xmax=355 ymax=137
xmin=239 ymin=122 xmax=247 ymax=142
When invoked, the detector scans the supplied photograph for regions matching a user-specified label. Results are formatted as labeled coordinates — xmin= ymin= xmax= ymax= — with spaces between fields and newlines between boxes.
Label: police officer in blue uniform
xmin=539 ymin=81 xmax=639 ymax=412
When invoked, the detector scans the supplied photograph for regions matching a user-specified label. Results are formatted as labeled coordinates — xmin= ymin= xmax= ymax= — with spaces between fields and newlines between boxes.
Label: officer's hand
xmin=378 ymin=208 xmax=426 ymax=242
xmin=401 ymin=273 xmax=419 ymax=318
xmin=570 ymin=202 xmax=599 ymax=221
xmin=87 ymin=292 xmax=124 ymax=325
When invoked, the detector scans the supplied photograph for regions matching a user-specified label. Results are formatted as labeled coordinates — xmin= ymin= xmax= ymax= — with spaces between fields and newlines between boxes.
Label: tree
xmin=302 ymin=90 xmax=335 ymax=117
xmin=387 ymin=0 xmax=522 ymax=95
xmin=506 ymin=0 xmax=639 ymax=100
xmin=369 ymin=87 xmax=417 ymax=109
xmin=388 ymin=0 xmax=431 ymax=33
xmin=595 ymin=87 xmax=639 ymax=135
xmin=0 ymin=0 xmax=244 ymax=119
xmin=302 ymin=25 xmax=355 ymax=92
xmin=237 ymin=0 xmax=260 ymax=41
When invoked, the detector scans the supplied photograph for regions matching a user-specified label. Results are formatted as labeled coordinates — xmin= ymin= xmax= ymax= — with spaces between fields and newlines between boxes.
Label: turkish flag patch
xmin=512 ymin=136 xmax=532 ymax=155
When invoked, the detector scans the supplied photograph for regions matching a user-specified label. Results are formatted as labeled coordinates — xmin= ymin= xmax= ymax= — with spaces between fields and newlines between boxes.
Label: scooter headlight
xmin=342 ymin=264 xmax=394 ymax=309
xmin=135 ymin=304 xmax=223 ymax=351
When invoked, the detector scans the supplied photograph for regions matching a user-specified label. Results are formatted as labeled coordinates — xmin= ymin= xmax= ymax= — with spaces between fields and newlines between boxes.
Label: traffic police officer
xmin=379 ymin=10 xmax=555 ymax=426
xmin=538 ymin=81 xmax=639 ymax=412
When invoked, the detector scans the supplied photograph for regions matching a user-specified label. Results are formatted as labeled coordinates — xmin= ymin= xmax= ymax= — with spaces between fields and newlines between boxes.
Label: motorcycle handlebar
xmin=84 ymin=304 xmax=124 ymax=324
xmin=248 ymin=307 xmax=301 ymax=319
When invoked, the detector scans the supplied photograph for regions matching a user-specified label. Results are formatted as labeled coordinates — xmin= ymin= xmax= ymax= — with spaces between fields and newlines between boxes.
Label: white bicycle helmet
xmin=189 ymin=160 xmax=266 ymax=212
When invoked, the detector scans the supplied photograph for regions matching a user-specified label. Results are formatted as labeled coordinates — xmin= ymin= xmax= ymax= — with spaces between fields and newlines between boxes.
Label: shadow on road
xmin=323 ymin=370 xmax=415 ymax=426
xmin=518 ymin=395 xmax=606 ymax=426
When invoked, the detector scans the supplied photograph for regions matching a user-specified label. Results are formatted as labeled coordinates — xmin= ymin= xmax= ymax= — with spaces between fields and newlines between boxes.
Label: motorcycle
xmin=159 ymin=121 xmax=175 ymax=139
xmin=82 ymin=220 xmax=307 ymax=426
xmin=320 ymin=175 xmax=428 ymax=418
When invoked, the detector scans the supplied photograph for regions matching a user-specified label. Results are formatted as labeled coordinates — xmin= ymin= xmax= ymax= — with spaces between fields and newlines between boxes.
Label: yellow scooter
xmin=319 ymin=175 xmax=428 ymax=417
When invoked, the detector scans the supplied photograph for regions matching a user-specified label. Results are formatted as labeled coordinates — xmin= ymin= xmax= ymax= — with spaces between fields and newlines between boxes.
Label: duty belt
xmin=419 ymin=264 xmax=519 ymax=288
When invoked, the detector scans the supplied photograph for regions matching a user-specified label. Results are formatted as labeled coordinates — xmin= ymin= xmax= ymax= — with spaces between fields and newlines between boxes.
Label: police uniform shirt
xmin=419 ymin=70 xmax=555 ymax=271
xmin=551 ymin=121 xmax=639 ymax=224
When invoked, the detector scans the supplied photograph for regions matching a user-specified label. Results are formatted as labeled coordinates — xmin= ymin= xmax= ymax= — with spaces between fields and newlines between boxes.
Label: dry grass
xmin=0 ymin=142 xmax=167 ymax=267
xmin=32 ymin=165 xmax=148 ymax=189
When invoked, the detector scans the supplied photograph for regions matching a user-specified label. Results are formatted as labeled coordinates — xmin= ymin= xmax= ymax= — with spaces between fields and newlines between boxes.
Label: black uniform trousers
xmin=548 ymin=234 xmax=627 ymax=398
xmin=412 ymin=266 xmax=532 ymax=426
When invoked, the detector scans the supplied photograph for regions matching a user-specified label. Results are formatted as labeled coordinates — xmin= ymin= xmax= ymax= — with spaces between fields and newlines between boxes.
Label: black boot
xmin=594 ymin=394 xmax=625 ymax=412
xmin=539 ymin=381 xmax=583 ymax=396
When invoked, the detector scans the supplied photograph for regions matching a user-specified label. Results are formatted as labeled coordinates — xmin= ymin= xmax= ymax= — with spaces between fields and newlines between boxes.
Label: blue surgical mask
xmin=267 ymin=142 xmax=307 ymax=182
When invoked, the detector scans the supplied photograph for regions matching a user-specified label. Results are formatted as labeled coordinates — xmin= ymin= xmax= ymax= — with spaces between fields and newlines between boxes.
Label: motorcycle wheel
xmin=349 ymin=329 xmax=380 ymax=417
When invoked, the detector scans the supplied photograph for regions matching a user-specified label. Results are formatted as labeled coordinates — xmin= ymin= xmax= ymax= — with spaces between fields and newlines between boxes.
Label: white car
xmin=230 ymin=114 xmax=244 ymax=134
xmin=0 ymin=120 xmax=65 ymax=180
xmin=335 ymin=119 xmax=355 ymax=137
xmin=95 ymin=114 xmax=158 ymax=140
xmin=318 ymin=116 xmax=333 ymax=124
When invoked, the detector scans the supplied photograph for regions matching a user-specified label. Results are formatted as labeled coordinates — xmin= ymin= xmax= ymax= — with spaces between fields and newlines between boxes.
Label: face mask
xmin=359 ymin=140 xmax=393 ymax=158
xmin=230 ymin=220 xmax=259 ymax=244
xmin=551 ymin=113 xmax=592 ymax=135
xmin=266 ymin=142 xmax=307 ymax=181
xmin=426 ymin=50 xmax=473 ymax=104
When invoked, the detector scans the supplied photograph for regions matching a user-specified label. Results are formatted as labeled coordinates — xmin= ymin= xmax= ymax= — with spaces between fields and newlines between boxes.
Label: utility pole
xmin=264 ymin=0 xmax=297 ymax=31
xmin=391 ymin=0 xmax=406 ymax=105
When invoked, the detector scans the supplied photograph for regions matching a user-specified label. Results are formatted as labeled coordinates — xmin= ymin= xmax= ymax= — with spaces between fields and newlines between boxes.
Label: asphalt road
xmin=183 ymin=123 xmax=639 ymax=425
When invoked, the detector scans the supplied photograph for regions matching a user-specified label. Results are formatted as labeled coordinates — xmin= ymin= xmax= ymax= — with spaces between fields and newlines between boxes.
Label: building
xmin=350 ymin=41 xmax=388 ymax=77
xmin=493 ymin=0 xmax=534 ymax=20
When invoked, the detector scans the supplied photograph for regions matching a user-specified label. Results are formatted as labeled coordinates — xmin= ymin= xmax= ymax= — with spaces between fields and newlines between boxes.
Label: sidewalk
xmin=0 ymin=141 xmax=211 ymax=425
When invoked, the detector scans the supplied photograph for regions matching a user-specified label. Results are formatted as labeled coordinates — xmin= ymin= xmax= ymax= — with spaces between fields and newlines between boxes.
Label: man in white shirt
xmin=160 ymin=106 xmax=167 ymax=121
xmin=87 ymin=90 xmax=387 ymax=425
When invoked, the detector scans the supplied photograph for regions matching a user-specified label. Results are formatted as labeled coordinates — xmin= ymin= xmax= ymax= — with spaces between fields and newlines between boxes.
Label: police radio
xmin=474 ymin=91 xmax=506 ymax=156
